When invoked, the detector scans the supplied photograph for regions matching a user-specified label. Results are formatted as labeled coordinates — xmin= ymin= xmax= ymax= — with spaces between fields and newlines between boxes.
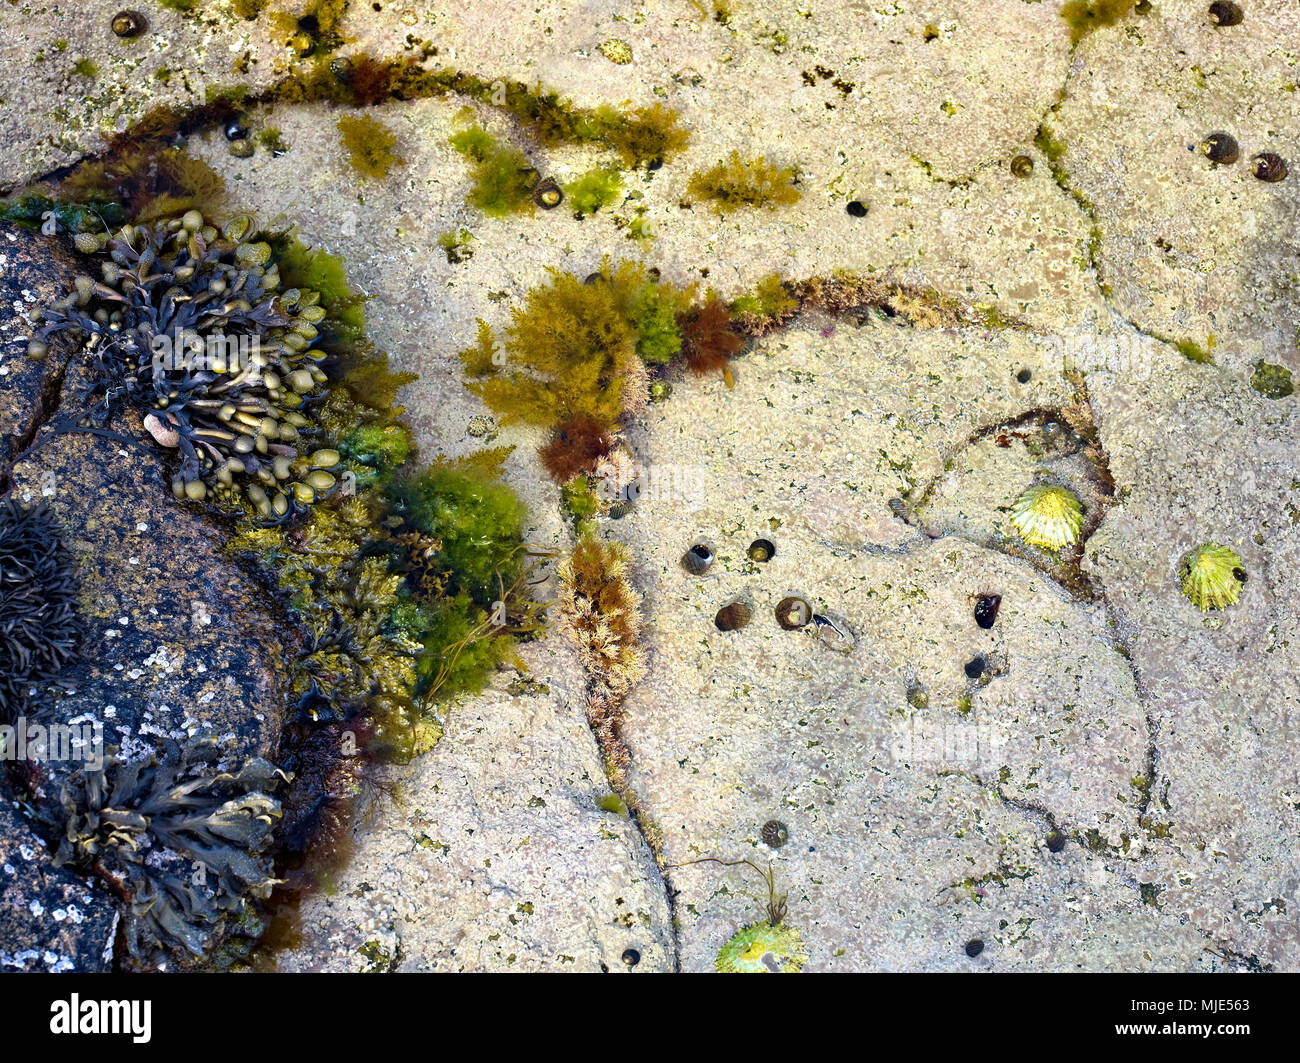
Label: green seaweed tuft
xmin=565 ymin=168 xmax=623 ymax=216
xmin=1250 ymin=360 xmax=1294 ymax=399
xmin=450 ymin=125 xmax=537 ymax=217
xmin=390 ymin=451 xmax=528 ymax=605
xmin=1173 ymin=338 xmax=1213 ymax=365
xmin=686 ymin=151 xmax=801 ymax=212
xmin=337 ymin=113 xmax=404 ymax=179
xmin=1061 ymin=0 xmax=1136 ymax=44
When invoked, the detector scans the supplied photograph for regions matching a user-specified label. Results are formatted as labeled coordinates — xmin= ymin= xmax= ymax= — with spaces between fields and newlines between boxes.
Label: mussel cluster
xmin=29 ymin=210 xmax=342 ymax=519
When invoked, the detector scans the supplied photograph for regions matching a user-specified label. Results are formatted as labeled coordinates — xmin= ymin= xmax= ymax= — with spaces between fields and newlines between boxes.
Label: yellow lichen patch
xmin=1180 ymin=543 xmax=1245 ymax=611
xmin=1009 ymin=484 xmax=1084 ymax=551
xmin=715 ymin=921 xmax=808 ymax=973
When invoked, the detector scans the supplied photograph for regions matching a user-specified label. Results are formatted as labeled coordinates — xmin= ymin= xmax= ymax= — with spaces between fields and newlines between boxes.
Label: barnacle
xmin=30 ymin=210 xmax=338 ymax=517
xmin=1179 ymin=543 xmax=1245 ymax=611
xmin=0 ymin=500 xmax=82 ymax=723
xmin=39 ymin=737 xmax=288 ymax=968
xmin=598 ymin=39 xmax=634 ymax=65
xmin=1009 ymin=484 xmax=1084 ymax=551
xmin=715 ymin=921 xmax=807 ymax=973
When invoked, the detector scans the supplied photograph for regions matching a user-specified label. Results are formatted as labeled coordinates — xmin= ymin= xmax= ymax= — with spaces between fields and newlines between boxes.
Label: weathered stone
xmin=0 ymin=790 xmax=118 ymax=973
xmin=0 ymin=221 xmax=78 ymax=469
xmin=9 ymin=422 xmax=291 ymax=767
xmin=274 ymin=640 xmax=673 ymax=973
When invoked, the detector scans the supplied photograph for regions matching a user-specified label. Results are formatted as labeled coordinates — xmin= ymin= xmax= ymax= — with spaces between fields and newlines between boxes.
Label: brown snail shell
xmin=111 ymin=10 xmax=147 ymax=37
xmin=1253 ymin=152 xmax=1288 ymax=182
xmin=1208 ymin=1 xmax=1244 ymax=26
xmin=775 ymin=596 xmax=812 ymax=630
xmin=714 ymin=601 xmax=752 ymax=631
xmin=532 ymin=178 xmax=564 ymax=210
xmin=681 ymin=543 xmax=713 ymax=575
xmin=1199 ymin=132 xmax=1239 ymax=165
xmin=1010 ymin=154 xmax=1034 ymax=178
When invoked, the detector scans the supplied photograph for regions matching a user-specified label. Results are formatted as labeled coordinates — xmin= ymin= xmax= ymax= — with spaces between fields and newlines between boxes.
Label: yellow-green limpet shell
xmin=1180 ymin=542 xmax=1245 ymax=611
xmin=1009 ymin=484 xmax=1083 ymax=551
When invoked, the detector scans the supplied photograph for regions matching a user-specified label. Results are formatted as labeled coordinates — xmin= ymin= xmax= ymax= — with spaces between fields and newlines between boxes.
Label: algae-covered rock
xmin=0 ymin=230 xmax=298 ymax=969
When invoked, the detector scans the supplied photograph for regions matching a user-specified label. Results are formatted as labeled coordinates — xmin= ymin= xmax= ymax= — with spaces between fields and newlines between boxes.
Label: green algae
xmin=1250 ymin=361 xmax=1294 ymax=399
xmin=1173 ymin=338 xmax=1213 ymax=365
xmin=337 ymin=113 xmax=403 ymax=178
xmin=1061 ymin=0 xmax=1136 ymax=44
xmin=560 ymin=476 xmax=601 ymax=536
xmin=565 ymin=168 xmax=623 ymax=216
xmin=449 ymin=125 xmax=537 ymax=217
xmin=686 ymin=151 xmax=802 ymax=212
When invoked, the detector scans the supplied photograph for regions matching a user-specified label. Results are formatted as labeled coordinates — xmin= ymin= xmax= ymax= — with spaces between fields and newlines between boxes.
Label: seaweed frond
xmin=605 ymin=103 xmax=690 ymax=168
xmin=680 ymin=293 xmax=743 ymax=386
xmin=685 ymin=150 xmax=801 ymax=212
xmin=558 ymin=536 xmax=646 ymax=775
xmin=337 ymin=113 xmax=404 ymax=179
xmin=565 ymin=168 xmax=623 ymax=215
xmin=539 ymin=414 xmax=617 ymax=483
xmin=38 ymin=738 xmax=289 ymax=969
xmin=0 ymin=500 xmax=83 ymax=723
xmin=462 ymin=266 xmax=638 ymax=427
xmin=449 ymin=124 xmax=538 ymax=217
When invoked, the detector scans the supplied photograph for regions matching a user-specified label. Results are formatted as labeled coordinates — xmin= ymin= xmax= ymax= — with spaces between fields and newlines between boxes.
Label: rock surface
xmin=273 ymin=638 xmax=674 ymax=973
xmin=9 ymin=422 xmax=291 ymax=768
xmin=0 ymin=222 xmax=76 ymax=469
xmin=0 ymin=798 xmax=118 ymax=973
xmin=2 ymin=0 xmax=1299 ymax=972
